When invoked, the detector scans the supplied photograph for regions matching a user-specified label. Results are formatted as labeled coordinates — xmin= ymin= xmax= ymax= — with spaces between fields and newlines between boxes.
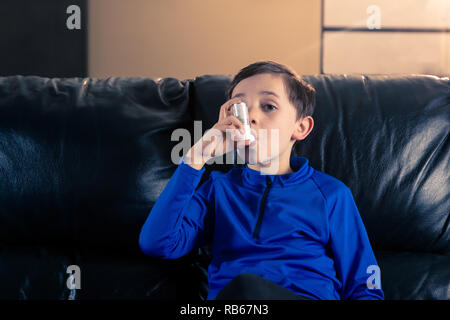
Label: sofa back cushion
xmin=0 ymin=75 xmax=193 ymax=250
xmin=0 ymin=74 xmax=448 ymax=256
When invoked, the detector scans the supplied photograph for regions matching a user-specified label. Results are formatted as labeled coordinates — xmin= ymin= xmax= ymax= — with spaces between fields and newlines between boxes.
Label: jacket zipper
xmin=252 ymin=175 xmax=273 ymax=239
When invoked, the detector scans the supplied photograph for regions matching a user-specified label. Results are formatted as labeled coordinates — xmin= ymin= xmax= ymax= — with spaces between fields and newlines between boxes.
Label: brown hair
xmin=225 ymin=60 xmax=316 ymax=121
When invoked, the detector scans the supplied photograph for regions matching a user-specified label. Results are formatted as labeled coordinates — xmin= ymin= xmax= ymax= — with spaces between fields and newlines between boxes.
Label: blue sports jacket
xmin=139 ymin=155 xmax=384 ymax=300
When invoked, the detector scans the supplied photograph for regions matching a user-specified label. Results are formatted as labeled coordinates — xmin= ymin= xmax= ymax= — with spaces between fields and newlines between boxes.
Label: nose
xmin=247 ymin=104 xmax=258 ymax=126
xmin=246 ymin=105 xmax=259 ymax=140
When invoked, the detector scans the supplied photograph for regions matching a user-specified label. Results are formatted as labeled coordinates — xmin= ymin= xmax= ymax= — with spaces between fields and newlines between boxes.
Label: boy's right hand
xmin=185 ymin=97 xmax=252 ymax=167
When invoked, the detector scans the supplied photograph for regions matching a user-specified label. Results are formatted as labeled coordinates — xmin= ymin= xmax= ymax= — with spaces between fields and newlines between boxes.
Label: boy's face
xmin=230 ymin=73 xmax=312 ymax=166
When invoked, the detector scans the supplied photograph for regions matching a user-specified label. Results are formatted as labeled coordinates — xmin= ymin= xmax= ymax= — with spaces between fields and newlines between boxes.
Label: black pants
xmin=215 ymin=273 xmax=312 ymax=300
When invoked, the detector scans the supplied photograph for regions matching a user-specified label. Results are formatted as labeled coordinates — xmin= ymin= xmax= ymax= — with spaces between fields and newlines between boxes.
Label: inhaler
xmin=231 ymin=102 xmax=255 ymax=142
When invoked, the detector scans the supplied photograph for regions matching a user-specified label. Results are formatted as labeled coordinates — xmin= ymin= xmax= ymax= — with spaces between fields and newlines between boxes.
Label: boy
xmin=139 ymin=61 xmax=384 ymax=300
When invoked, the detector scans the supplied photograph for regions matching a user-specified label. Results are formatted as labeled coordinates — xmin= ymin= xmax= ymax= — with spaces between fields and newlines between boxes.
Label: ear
xmin=292 ymin=116 xmax=314 ymax=141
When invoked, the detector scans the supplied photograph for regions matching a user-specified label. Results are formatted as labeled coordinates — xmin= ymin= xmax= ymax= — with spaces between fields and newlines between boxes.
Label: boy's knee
xmin=217 ymin=273 xmax=262 ymax=299
xmin=230 ymin=273 xmax=261 ymax=288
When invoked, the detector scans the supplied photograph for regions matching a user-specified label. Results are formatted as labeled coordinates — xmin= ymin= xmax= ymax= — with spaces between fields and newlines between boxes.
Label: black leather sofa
xmin=0 ymin=73 xmax=448 ymax=300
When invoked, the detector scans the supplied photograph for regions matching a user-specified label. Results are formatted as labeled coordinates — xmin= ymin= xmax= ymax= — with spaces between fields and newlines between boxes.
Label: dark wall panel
xmin=0 ymin=0 xmax=87 ymax=77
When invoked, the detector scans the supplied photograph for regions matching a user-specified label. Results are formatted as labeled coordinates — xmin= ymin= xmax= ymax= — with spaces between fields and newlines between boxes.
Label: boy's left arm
xmin=328 ymin=186 xmax=385 ymax=300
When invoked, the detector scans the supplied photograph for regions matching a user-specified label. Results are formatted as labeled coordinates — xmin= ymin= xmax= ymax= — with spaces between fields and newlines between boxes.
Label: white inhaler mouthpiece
xmin=231 ymin=102 xmax=255 ymax=142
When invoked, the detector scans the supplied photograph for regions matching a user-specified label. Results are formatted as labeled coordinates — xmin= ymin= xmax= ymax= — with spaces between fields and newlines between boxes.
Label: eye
xmin=262 ymin=104 xmax=277 ymax=111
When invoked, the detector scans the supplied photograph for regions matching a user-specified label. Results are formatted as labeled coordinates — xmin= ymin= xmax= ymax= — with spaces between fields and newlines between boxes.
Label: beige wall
xmin=88 ymin=0 xmax=321 ymax=80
